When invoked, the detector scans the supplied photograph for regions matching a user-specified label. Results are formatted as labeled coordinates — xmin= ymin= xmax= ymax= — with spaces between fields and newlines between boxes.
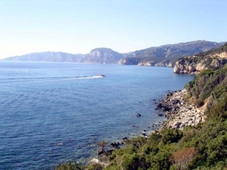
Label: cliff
xmin=174 ymin=43 xmax=227 ymax=74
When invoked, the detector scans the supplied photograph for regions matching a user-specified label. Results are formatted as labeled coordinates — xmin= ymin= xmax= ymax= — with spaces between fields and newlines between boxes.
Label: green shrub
xmin=161 ymin=129 xmax=183 ymax=145
xmin=121 ymin=153 xmax=140 ymax=170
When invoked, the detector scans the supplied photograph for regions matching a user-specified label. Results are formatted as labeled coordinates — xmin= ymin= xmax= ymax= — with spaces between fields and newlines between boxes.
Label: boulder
xmin=136 ymin=113 xmax=141 ymax=117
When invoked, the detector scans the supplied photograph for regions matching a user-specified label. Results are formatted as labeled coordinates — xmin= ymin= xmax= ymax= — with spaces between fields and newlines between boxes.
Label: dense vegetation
xmin=185 ymin=64 xmax=227 ymax=117
xmin=56 ymin=63 xmax=227 ymax=170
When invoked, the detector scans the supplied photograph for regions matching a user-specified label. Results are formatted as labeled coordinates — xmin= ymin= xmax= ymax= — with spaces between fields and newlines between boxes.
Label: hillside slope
xmin=185 ymin=64 xmax=227 ymax=118
xmin=119 ymin=40 xmax=224 ymax=66
xmin=174 ymin=43 xmax=227 ymax=74
xmin=101 ymin=64 xmax=227 ymax=170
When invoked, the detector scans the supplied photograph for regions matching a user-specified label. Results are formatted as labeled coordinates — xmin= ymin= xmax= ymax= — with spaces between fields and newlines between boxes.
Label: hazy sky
xmin=0 ymin=0 xmax=226 ymax=59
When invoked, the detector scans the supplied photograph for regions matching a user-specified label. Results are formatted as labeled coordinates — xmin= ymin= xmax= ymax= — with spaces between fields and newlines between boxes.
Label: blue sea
xmin=0 ymin=62 xmax=194 ymax=169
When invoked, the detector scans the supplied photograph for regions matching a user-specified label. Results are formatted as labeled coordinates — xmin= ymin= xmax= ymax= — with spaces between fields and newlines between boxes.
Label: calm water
xmin=0 ymin=62 xmax=194 ymax=169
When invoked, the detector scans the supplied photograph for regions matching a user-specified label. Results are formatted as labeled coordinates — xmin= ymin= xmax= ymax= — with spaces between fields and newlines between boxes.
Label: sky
xmin=0 ymin=0 xmax=226 ymax=59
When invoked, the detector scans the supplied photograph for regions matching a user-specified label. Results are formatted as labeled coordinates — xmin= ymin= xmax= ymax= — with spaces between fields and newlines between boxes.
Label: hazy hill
xmin=3 ymin=51 xmax=84 ymax=62
xmin=3 ymin=48 xmax=124 ymax=64
xmin=79 ymin=48 xmax=124 ymax=64
xmin=119 ymin=40 xmax=224 ymax=66
xmin=3 ymin=40 xmax=225 ymax=65
xmin=174 ymin=43 xmax=227 ymax=74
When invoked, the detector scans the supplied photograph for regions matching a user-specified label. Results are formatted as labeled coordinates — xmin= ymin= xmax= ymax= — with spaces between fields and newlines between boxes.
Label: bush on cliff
xmin=186 ymin=64 xmax=227 ymax=114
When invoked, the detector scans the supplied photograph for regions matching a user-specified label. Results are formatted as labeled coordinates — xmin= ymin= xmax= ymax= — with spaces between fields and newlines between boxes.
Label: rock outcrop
xmin=156 ymin=89 xmax=206 ymax=130
xmin=174 ymin=43 xmax=227 ymax=74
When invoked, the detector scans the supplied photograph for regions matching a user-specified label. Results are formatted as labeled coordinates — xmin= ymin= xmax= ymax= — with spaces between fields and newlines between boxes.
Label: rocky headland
xmin=156 ymin=89 xmax=206 ymax=130
xmin=174 ymin=43 xmax=227 ymax=74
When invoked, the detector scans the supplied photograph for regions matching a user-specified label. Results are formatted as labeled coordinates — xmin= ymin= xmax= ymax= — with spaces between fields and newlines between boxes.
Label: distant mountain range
xmin=3 ymin=51 xmax=84 ymax=62
xmin=3 ymin=40 xmax=225 ymax=66
xmin=120 ymin=40 xmax=225 ymax=67
xmin=3 ymin=48 xmax=124 ymax=64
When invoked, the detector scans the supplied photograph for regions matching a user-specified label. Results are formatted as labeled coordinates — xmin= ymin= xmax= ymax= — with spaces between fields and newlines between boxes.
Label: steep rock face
xmin=173 ymin=57 xmax=204 ymax=74
xmin=120 ymin=40 xmax=224 ymax=66
xmin=174 ymin=43 xmax=227 ymax=74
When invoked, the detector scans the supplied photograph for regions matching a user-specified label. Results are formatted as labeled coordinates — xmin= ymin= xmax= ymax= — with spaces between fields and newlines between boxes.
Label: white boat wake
xmin=71 ymin=75 xmax=105 ymax=80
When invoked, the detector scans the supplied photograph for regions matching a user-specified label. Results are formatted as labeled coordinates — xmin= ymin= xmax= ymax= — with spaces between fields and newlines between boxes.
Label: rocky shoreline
xmin=156 ymin=89 xmax=206 ymax=130
xmin=88 ymin=89 xmax=207 ymax=167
